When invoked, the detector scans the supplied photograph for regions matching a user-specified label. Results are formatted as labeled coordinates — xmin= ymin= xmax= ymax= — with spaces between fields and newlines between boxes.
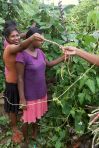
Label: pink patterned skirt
xmin=22 ymin=95 xmax=48 ymax=123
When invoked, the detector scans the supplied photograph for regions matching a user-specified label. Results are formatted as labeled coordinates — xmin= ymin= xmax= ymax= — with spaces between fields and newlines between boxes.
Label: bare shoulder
xmin=4 ymin=44 xmax=17 ymax=55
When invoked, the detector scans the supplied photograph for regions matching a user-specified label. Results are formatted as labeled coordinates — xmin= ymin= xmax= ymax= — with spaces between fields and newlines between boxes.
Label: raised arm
xmin=20 ymin=22 xmax=36 ymax=39
xmin=20 ymin=32 xmax=26 ymax=39
xmin=8 ymin=33 xmax=44 ymax=54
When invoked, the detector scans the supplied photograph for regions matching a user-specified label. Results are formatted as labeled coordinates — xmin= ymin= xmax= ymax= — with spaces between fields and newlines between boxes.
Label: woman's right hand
xmin=32 ymin=33 xmax=44 ymax=41
xmin=20 ymin=99 xmax=27 ymax=110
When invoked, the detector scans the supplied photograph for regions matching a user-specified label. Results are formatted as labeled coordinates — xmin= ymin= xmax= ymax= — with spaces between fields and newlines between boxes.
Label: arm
xmin=20 ymin=22 xmax=36 ymax=39
xmin=16 ymin=62 xmax=27 ymax=109
xmin=20 ymin=32 xmax=26 ymax=39
xmin=63 ymin=46 xmax=99 ymax=66
xmin=8 ymin=33 xmax=44 ymax=54
xmin=76 ymin=49 xmax=99 ymax=66
xmin=45 ymin=55 xmax=67 ymax=67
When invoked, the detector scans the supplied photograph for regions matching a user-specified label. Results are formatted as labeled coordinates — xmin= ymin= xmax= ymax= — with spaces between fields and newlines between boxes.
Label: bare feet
xmin=12 ymin=128 xmax=23 ymax=143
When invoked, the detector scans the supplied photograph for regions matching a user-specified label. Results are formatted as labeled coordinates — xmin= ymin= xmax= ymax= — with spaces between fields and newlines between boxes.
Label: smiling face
xmin=6 ymin=30 xmax=20 ymax=45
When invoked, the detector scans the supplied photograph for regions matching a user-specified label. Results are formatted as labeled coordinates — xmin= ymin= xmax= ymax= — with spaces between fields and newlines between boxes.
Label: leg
xmin=7 ymin=113 xmax=11 ymax=126
xmin=9 ymin=112 xmax=17 ymax=131
xmin=22 ymin=123 xmax=28 ymax=143
xmin=9 ymin=112 xmax=23 ymax=143
xmin=32 ymin=123 xmax=38 ymax=140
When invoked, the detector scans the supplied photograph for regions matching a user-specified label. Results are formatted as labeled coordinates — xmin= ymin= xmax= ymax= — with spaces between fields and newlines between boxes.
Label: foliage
xmin=66 ymin=0 xmax=98 ymax=33
xmin=0 ymin=116 xmax=37 ymax=148
xmin=87 ymin=6 xmax=99 ymax=31
xmin=17 ymin=0 xmax=40 ymax=30
xmin=0 ymin=0 xmax=25 ymax=93
xmin=16 ymin=1 xmax=99 ymax=147
xmin=0 ymin=0 xmax=99 ymax=147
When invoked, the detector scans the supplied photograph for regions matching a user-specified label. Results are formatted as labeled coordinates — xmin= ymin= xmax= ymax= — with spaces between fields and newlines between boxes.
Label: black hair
xmin=30 ymin=20 xmax=40 ymax=28
xmin=26 ymin=27 xmax=42 ymax=39
xmin=3 ymin=20 xmax=17 ymax=36
xmin=4 ymin=26 xmax=19 ymax=38
xmin=4 ymin=20 xmax=17 ymax=29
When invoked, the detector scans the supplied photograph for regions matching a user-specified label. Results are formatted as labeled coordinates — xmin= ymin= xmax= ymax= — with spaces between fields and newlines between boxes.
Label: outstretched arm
xmin=46 ymin=55 xmax=68 ymax=67
xmin=63 ymin=46 xmax=99 ymax=66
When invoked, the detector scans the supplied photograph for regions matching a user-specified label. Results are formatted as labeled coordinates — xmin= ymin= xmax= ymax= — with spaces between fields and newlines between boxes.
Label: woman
xmin=3 ymin=26 xmax=44 ymax=143
xmin=3 ymin=20 xmax=36 ymax=79
xmin=16 ymin=27 xmax=68 ymax=144
xmin=3 ymin=20 xmax=27 ymax=49
xmin=3 ymin=20 xmax=17 ymax=48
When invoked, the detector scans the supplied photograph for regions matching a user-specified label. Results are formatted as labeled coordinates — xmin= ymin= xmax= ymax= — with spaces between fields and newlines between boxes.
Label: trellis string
xmin=0 ymin=64 xmax=95 ymax=107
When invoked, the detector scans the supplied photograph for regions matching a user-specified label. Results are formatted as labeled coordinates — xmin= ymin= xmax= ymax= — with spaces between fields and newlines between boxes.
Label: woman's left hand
xmin=20 ymin=99 xmax=27 ymax=110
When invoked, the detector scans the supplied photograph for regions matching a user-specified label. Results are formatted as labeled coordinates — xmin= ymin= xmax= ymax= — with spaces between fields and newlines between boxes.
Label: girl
xmin=3 ymin=20 xmax=37 ymax=49
xmin=63 ymin=46 xmax=99 ymax=65
xmin=3 ymin=21 xmax=18 ymax=78
xmin=3 ymin=20 xmax=35 ymax=78
xmin=3 ymin=20 xmax=17 ymax=48
xmin=16 ymin=27 xmax=68 ymax=144
xmin=3 ymin=20 xmax=27 ymax=49
xmin=3 ymin=26 xmax=44 ymax=143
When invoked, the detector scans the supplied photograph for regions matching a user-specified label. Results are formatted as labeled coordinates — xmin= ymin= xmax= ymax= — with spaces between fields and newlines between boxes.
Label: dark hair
xmin=30 ymin=20 xmax=40 ymax=28
xmin=26 ymin=27 xmax=42 ymax=39
xmin=3 ymin=20 xmax=17 ymax=36
xmin=4 ymin=26 xmax=19 ymax=38
xmin=4 ymin=20 xmax=17 ymax=29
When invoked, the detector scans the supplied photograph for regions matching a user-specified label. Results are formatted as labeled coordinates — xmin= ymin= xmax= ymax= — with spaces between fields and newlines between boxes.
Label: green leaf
xmin=83 ymin=35 xmax=96 ymax=44
xmin=13 ymin=0 xmax=19 ymax=5
xmin=0 ymin=17 xmax=5 ymax=24
xmin=75 ymin=119 xmax=85 ymax=135
xmin=87 ymin=11 xmax=93 ymax=25
xmin=78 ymin=93 xmax=85 ymax=105
xmin=85 ymin=79 xmax=95 ymax=94
xmin=79 ymin=75 xmax=88 ymax=89
xmin=55 ymin=141 xmax=62 ymax=148
xmin=87 ymin=9 xmax=99 ymax=30
xmin=62 ymin=103 xmax=72 ymax=115
xmin=59 ymin=130 xmax=66 ymax=140
xmin=70 ymin=108 xmax=75 ymax=118
xmin=96 ymin=77 xmax=99 ymax=88
xmin=85 ymin=93 xmax=91 ymax=103
xmin=52 ymin=135 xmax=58 ymax=142
xmin=74 ymin=111 xmax=85 ymax=135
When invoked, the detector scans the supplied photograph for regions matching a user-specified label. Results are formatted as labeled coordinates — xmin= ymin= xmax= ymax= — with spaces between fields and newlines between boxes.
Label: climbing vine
xmin=0 ymin=0 xmax=99 ymax=147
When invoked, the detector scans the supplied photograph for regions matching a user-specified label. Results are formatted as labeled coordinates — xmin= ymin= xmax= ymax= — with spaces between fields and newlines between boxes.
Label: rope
xmin=0 ymin=64 xmax=95 ymax=107
xmin=0 ymin=64 xmax=96 ymax=131
xmin=44 ymin=38 xmax=63 ymax=49
xmin=2 ymin=95 xmax=52 ymax=107
xmin=57 ymin=64 xmax=95 ymax=99
xmin=44 ymin=37 xmax=73 ymax=77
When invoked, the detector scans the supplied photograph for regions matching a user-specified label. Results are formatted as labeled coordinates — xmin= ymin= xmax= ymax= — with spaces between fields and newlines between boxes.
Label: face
xmin=7 ymin=30 xmax=20 ymax=45
xmin=32 ymin=40 xmax=43 ymax=48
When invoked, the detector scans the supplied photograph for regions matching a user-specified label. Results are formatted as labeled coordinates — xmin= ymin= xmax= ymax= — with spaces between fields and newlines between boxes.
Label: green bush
xmin=0 ymin=0 xmax=99 ymax=147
